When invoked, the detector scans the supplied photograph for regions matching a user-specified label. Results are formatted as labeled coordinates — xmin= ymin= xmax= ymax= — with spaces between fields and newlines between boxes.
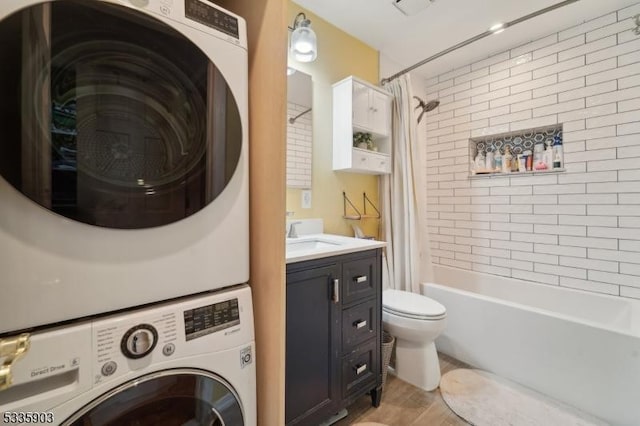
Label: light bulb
xmin=290 ymin=21 xmax=317 ymax=63
xmin=295 ymin=40 xmax=313 ymax=53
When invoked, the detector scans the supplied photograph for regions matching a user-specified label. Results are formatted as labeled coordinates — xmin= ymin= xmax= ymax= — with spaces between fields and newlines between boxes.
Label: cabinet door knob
xmin=332 ymin=279 xmax=340 ymax=304
xmin=354 ymin=364 xmax=367 ymax=375
xmin=354 ymin=320 xmax=367 ymax=329
xmin=354 ymin=275 xmax=368 ymax=283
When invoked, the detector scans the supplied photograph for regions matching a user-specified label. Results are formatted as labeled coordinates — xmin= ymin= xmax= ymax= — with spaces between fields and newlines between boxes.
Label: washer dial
xmin=121 ymin=324 xmax=158 ymax=359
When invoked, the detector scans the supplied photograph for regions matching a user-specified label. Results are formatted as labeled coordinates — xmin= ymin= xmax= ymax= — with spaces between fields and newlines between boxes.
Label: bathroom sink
xmin=285 ymin=233 xmax=386 ymax=263
xmin=286 ymin=238 xmax=341 ymax=252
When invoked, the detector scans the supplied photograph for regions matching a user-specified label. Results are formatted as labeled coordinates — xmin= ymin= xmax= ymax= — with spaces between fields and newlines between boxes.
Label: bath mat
xmin=440 ymin=369 xmax=608 ymax=426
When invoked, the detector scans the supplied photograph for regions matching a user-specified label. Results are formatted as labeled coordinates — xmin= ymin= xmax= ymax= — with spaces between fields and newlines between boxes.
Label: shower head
xmin=424 ymin=100 xmax=440 ymax=112
xmin=414 ymin=96 xmax=439 ymax=123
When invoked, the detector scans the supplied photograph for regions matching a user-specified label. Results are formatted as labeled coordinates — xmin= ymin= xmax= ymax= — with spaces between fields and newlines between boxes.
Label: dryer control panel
xmin=121 ymin=0 xmax=247 ymax=48
xmin=184 ymin=0 xmax=239 ymax=39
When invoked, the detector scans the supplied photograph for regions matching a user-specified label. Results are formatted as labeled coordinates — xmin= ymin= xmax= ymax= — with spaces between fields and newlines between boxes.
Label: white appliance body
xmin=0 ymin=285 xmax=256 ymax=426
xmin=0 ymin=0 xmax=249 ymax=333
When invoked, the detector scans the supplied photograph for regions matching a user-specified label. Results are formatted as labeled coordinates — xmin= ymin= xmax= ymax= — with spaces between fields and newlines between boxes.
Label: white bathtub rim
xmin=430 ymin=265 xmax=639 ymax=334
xmin=422 ymin=268 xmax=640 ymax=339
xmin=432 ymin=265 xmax=636 ymax=305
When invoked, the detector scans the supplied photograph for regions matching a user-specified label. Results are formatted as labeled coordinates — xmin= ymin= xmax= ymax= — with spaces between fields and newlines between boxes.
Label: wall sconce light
xmin=289 ymin=12 xmax=317 ymax=63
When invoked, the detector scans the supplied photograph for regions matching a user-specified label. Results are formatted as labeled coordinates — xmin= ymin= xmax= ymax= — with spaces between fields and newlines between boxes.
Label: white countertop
xmin=286 ymin=233 xmax=387 ymax=264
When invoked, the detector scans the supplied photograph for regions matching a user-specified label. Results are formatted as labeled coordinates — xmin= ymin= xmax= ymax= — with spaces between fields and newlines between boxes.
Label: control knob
xmin=121 ymin=324 xmax=158 ymax=359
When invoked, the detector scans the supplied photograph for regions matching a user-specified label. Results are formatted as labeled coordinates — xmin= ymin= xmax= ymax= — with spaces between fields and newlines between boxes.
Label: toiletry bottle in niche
xmin=552 ymin=135 xmax=563 ymax=169
xmin=524 ymin=150 xmax=533 ymax=171
xmin=474 ymin=150 xmax=485 ymax=172
xmin=494 ymin=150 xmax=502 ymax=172
xmin=502 ymin=146 xmax=512 ymax=173
xmin=485 ymin=148 xmax=494 ymax=171
xmin=518 ymin=154 xmax=526 ymax=173
xmin=544 ymin=140 xmax=554 ymax=170
xmin=533 ymin=143 xmax=545 ymax=170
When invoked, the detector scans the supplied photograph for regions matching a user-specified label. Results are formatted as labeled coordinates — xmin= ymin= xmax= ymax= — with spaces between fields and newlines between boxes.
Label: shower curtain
xmin=381 ymin=74 xmax=433 ymax=293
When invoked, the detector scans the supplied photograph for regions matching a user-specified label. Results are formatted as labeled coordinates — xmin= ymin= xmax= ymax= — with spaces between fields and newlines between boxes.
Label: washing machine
xmin=0 ymin=284 xmax=256 ymax=425
xmin=0 ymin=0 xmax=249 ymax=334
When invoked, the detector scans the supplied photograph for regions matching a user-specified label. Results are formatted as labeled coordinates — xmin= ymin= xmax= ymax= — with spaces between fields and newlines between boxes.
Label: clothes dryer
xmin=0 ymin=0 xmax=249 ymax=333
xmin=0 ymin=285 xmax=256 ymax=425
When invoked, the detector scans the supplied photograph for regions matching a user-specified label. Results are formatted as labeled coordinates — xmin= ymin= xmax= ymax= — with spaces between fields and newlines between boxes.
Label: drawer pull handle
xmin=332 ymin=279 xmax=340 ymax=304
xmin=354 ymin=275 xmax=367 ymax=283
xmin=355 ymin=364 xmax=367 ymax=375
xmin=354 ymin=320 xmax=367 ymax=329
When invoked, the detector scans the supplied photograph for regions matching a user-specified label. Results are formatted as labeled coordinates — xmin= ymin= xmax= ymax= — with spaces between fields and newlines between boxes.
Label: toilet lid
xmin=382 ymin=289 xmax=446 ymax=319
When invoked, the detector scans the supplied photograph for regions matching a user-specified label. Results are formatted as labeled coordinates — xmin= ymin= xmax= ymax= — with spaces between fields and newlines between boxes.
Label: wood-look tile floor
xmin=335 ymin=353 xmax=470 ymax=426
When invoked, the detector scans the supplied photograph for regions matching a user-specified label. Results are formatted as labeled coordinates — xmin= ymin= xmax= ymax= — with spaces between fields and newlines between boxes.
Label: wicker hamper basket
xmin=381 ymin=331 xmax=395 ymax=388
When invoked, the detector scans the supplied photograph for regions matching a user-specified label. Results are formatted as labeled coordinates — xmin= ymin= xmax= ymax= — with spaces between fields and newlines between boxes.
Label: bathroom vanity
xmin=285 ymin=241 xmax=384 ymax=426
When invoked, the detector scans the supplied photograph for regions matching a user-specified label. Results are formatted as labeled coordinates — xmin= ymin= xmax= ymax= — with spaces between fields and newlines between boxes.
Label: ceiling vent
xmin=392 ymin=0 xmax=435 ymax=16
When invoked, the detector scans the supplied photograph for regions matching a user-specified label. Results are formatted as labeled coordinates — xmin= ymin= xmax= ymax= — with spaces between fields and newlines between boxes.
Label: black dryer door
xmin=0 ymin=0 xmax=242 ymax=229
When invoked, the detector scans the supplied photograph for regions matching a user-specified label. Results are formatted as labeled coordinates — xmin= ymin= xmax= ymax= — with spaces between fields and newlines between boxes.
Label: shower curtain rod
xmin=380 ymin=0 xmax=580 ymax=85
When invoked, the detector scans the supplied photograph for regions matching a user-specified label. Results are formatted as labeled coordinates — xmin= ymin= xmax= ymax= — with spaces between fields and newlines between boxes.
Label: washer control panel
xmin=91 ymin=286 xmax=253 ymax=386
xmin=183 ymin=298 xmax=239 ymax=341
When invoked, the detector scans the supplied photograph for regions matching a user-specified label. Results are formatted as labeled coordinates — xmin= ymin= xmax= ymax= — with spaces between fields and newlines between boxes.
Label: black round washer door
xmin=62 ymin=369 xmax=245 ymax=426
xmin=0 ymin=0 xmax=242 ymax=229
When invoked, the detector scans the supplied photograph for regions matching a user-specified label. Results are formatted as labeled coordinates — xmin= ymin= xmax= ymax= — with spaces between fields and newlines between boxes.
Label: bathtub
xmin=423 ymin=265 xmax=640 ymax=426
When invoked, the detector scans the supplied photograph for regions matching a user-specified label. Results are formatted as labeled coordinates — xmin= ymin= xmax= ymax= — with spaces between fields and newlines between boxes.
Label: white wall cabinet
xmin=333 ymin=76 xmax=392 ymax=175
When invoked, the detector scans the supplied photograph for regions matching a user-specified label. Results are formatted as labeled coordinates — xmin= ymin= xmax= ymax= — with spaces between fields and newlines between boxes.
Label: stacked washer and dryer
xmin=0 ymin=0 xmax=255 ymax=424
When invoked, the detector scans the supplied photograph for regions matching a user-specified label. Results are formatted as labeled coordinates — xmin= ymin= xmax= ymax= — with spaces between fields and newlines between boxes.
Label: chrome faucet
xmin=287 ymin=221 xmax=302 ymax=238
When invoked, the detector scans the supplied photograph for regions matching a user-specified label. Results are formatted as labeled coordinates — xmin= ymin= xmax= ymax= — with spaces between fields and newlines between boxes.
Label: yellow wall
xmin=286 ymin=3 xmax=381 ymax=238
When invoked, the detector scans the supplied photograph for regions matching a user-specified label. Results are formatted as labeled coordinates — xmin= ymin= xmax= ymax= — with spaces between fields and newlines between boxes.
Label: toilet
xmin=382 ymin=289 xmax=447 ymax=391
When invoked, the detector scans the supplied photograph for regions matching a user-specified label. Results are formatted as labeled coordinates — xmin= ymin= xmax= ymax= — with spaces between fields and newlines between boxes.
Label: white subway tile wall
xmin=425 ymin=4 xmax=640 ymax=300
xmin=286 ymin=102 xmax=312 ymax=188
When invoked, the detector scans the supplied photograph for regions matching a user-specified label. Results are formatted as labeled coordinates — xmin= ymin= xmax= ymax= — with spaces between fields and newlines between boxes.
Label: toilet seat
xmin=383 ymin=289 xmax=446 ymax=320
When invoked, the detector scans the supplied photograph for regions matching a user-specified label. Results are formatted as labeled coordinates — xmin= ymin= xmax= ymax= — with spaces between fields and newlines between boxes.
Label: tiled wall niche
xmin=424 ymin=2 xmax=640 ymax=300
xmin=470 ymin=125 xmax=563 ymax=175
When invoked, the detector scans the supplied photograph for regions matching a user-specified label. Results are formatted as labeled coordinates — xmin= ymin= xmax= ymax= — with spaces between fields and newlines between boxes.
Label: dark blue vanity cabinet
xmin=285 ymin=249 xmax=382 ymax=426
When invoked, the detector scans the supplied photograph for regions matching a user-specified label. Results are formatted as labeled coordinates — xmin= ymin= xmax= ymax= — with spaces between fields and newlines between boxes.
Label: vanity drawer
xmin=341 ymin=339 xmax=379 ymax=398
xmin=341 ymin=255 xmax=377 ymax=305
xmin=342 ymin=299 xmax=377 ymax=354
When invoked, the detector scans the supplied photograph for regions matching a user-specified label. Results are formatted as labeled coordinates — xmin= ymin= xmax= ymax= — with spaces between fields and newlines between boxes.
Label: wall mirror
xmin=286 ymin=69 xmax=312 ymax=188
